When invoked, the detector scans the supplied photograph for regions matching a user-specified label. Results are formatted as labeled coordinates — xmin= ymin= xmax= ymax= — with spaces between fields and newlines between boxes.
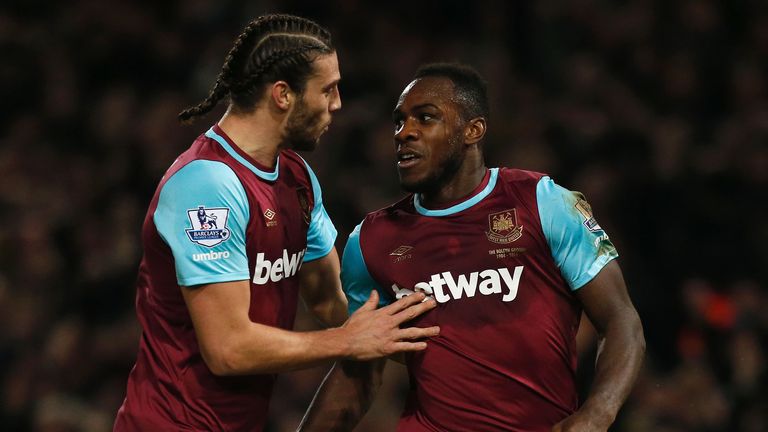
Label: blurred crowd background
xmin=1 ymin=0 xmax=767 ymax=431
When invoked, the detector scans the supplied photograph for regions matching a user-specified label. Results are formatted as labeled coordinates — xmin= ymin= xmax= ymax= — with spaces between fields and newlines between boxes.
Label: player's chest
xmin=376 ymin=202 xmax=544 ymax=261
xmin=243 ymin=179 xmax=313 ymax=248
xmin=365 ymin=204 xmax=550 ymax=305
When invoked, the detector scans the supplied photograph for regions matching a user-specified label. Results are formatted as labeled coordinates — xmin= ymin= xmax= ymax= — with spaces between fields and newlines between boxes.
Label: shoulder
xmin=496 ymin=167 xmax=547 ymax=187
xmin=279 ymin=149 xmax=311 ymax=175
xmin=280 ymin=149 xmax=305 ymax=163
xmin=280 ymin=150 xmax=324 ymax=202
xmin=280 ymin=149 xmax=315 ymax=184
xmin=156 ymin=160 xmax=248 ymax=217
xmin=489 ymin=167 xmax=550 ymax=207
xmin=163 ymin=159 xmax=241 ymax=192
xmin=363 ymin=194 xmax=415 ymax=225
xmin=162 ymin=129 xmax=233 ymax=178
xmin=534 ymin=176 xmax=584 ymax=209
xmin=352 ymin=196 xmax=415 ymax=246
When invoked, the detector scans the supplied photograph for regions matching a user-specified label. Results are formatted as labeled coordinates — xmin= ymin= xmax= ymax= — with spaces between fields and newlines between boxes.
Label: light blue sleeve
xmin=341 ymin=223 xmax=391 ymax=314
xmin=154 ymin=160 xmax=250 ymax=286
xmin=537 ymin=176 xmax=619 ymax=290
xmin=302 ymin=159 xmax=338 ymax=261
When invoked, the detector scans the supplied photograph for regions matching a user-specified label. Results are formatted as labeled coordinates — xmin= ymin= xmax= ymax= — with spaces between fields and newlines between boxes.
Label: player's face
xmin=285 ymin=52 xmax=342 ymax=151
xmin=392 ymin=77 xmax=466 ymax=193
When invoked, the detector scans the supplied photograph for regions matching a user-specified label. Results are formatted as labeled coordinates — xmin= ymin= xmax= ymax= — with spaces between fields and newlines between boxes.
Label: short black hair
xmin=413 ymin=62 xmax=489 ymax=120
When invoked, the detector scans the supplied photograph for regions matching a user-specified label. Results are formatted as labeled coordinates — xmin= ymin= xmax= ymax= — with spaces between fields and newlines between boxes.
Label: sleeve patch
xmin=536 ymin=177 xmax=619 ymax=290
xmin=573 ymin=194 xmax=602 ymax=232
xmin=154 ymin=159 xmax=250 ymax=286
xmin=186 ymin=206 xmax=232 ymax=247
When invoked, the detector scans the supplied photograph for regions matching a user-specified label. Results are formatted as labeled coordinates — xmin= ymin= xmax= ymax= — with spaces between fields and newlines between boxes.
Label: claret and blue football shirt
xmin=342 ymin=167 xmax=618 ymax=432
xmin=114 ymin=125 xmax=336 ymax=432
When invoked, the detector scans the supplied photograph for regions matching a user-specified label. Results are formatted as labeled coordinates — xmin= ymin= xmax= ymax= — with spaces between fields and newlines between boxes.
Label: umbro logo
xmin=264 ymin=208 xmax=278 ymax=227
xmin=390 ymin=245 xmax=413 ymax=263
xmin=390 ymin=245 xmax=412 ymax=256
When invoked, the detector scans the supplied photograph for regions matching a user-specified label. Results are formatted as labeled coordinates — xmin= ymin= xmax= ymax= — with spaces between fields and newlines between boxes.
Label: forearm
xmin=580 ymin=309 xmax=645 ymax=423
xmin=299 ymin=359 xmax=386 ymax=432
xmin=187 ymin=278 xmax=438 ymax=376
xmin=210 ymin=323 xmax=351 ymax=375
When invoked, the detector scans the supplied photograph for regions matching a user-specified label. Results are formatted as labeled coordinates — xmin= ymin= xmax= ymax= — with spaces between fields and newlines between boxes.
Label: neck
xmin=420 ymin=154 xmax=487 ymax=208
xmin=217 ymin=105 xmax=286 ymax=168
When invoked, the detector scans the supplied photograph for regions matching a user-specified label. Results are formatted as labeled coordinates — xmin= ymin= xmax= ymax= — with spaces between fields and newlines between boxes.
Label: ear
xmin=464 ymin=117 xmax=487 ymax=145
xmin=270 ymin=81 xmax=294 ymax=111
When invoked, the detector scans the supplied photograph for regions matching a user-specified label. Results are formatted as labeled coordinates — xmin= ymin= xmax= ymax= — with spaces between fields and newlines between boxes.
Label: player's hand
xmin=551 ymin=409 xmax=612 ymax=432
xmin=341 ymin=290 xmax=439 ymax=361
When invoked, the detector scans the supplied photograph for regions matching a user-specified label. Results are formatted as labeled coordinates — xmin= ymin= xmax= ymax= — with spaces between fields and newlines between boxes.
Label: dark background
xmin=1 ymin=0 xmax=766 ymax=430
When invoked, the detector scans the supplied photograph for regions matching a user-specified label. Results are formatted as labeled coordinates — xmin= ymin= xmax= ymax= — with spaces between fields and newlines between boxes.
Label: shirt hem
xmin=570 ymin=253 xmax=619 ymax=291
xmin=177 ymin=272 xmax=251 ymax=287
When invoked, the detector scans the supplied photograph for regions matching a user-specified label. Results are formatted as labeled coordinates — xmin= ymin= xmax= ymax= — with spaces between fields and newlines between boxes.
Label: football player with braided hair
xmin=114 ymin=14 xmax=439 ymax=431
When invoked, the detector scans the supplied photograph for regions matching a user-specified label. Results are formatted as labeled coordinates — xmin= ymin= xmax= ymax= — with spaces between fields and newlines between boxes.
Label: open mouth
xmin=397 ymin=150 xmax=422 ymax=168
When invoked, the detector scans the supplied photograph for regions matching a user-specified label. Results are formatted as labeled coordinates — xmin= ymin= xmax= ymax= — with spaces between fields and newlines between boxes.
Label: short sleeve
xmin=537 ymin=176 xmax=618 ymax=290
xmin=154 ymin=160 xmax=250 ymax=286
xmin=302 ymin=159 xmax=338 ymax=261
xmin=341 ymin=223 xmax=390 ymax=314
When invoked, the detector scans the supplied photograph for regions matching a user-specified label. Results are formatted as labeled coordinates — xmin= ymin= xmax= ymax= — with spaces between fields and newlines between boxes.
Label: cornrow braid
xmin=230 ymin=44 xmax=319 ymax=93
xmin=179 ymin=14 xmax=333 ymax=124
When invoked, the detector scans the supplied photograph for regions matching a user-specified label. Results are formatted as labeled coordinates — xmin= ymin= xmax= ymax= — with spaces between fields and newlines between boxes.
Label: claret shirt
xmin=343 ymin=168 xmax=617 ymax=432
xmin=114 ymin=125 xmax=336 ymax=432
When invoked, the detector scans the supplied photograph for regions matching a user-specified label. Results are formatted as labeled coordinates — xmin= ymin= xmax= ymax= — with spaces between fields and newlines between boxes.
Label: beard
xmin=284 ymin=97 xmax=326 ymax=151
xmin=400 ymin=134 xmax=464 ymax=195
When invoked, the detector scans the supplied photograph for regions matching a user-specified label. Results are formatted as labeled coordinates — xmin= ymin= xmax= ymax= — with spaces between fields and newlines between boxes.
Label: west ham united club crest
xmin=485 ymin=209 xmax=523 ymax=244
xmin=186 ymin=206 xmax=231 ymax=247
xmin=296 ymin=187 xmax=312 ymax=225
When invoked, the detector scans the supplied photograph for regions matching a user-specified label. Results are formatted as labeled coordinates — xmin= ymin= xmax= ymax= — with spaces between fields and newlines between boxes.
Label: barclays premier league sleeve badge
xmin=574 ymin=197 xmax=602 ymax=232
xmin=185 ymin=205 xmax=231 ymax=247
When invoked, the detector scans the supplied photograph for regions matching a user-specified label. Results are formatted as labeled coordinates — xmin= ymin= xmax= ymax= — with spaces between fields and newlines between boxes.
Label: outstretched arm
xmin=552 ymin=260 xmax=645 ymax=432
xmin=182 ymin=273 xmax=438 ymax=376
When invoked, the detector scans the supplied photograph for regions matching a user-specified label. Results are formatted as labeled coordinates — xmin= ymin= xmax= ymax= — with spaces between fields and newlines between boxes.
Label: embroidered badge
xmin=574 ymin=197 xmax=602 ymax=232
xmin=296 ymin=187 xmax=312 ymax=225
xmin=389 ymin=246 xmax=413 ymax=256
xmin=389 ymin=245 xmax=413 ymax=263
xmin=264 ymin=208 xmax=278 ymax=227
xmin=485 ymin=209 xmax=523 ymax=244
xmin=186 ymin=205 xmax=231 ymax=247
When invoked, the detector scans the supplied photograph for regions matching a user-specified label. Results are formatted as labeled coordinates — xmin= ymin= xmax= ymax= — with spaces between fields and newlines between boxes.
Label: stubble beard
xmin=400 ymin=134 xmax=465 ymax=195
xmin=284 ymin=97 xmax=325 ymax=152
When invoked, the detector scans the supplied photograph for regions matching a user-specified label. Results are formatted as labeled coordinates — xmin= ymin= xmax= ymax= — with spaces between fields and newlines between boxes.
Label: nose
xmin=329 ymin=87 xmax=341 ymax=112
xmin=394 ymin=118 xmax=419 ymax=143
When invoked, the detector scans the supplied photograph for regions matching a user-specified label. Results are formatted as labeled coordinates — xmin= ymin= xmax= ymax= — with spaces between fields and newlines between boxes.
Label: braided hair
xmin=179 ymin=14 xmax=334 ymax=124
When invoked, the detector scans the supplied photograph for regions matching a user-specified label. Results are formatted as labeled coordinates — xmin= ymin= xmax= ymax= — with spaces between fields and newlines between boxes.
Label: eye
xmin=419 ymin=113 xmax=434 ymax=122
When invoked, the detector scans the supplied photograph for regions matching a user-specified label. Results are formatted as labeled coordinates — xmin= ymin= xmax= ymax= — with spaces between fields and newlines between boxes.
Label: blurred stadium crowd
xmin=1 ymin=0 xmax=766 ymax=431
